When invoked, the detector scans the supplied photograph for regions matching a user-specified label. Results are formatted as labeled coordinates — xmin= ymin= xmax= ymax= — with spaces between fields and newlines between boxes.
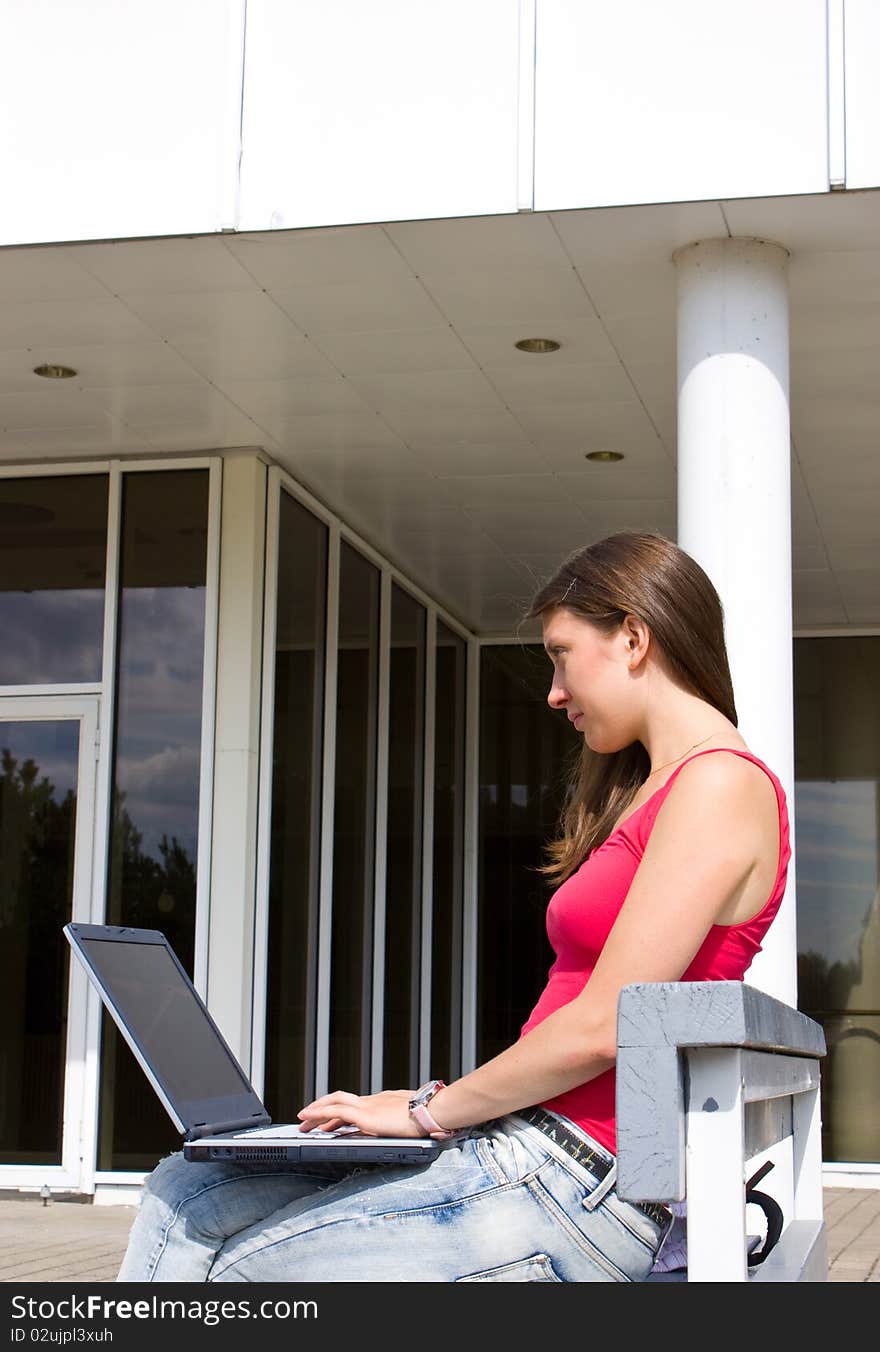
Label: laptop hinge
xmin=186 ymin=1114 xmax=272 ymax=1142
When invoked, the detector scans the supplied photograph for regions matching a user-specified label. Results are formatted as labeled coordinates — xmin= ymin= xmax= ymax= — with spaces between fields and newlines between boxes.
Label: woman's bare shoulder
xmin=668 ymin=745 xmax=778 ymax=810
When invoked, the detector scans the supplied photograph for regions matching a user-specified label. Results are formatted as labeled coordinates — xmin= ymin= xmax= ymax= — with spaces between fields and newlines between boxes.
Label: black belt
xmin=518 ymin=1106 xmax=673 ymax=1231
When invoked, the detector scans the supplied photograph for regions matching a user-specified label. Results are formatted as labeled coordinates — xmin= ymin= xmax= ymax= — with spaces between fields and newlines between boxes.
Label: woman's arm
xmin=298 ymin=753 xmax=773 ymax=1137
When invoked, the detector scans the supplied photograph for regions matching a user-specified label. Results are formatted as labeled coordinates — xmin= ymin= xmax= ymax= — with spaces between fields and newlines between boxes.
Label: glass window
xmin=0 ymin=719 xmax=80 ymax=1164
xmin=476 ymin=644 xmax=568 ymax=1065
xmin=99 ymin=469 xmax=210 ymax=1170
xmin=0 ymin=475 xmax=108 ymax=685
xmin=263 ymin=492 xmax=328 ymax=1120
xmin=430 ymin=622 xmax=467 ymax=1081
xmin=382 ymin=585 xmax=426 ymax=1088
xmin=794 ymin=636 xmax=880 ymax=1164
xmin=328 ymin=542 xmax=379 ymax=1093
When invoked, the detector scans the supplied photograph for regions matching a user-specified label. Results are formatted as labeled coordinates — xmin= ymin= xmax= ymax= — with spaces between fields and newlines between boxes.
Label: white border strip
xmin=313 ymin=522 xmax=340 ymax=1097
xmin=193 ymin=459 xmax=222 ymax=998
xmin=219 ymin=0 xmax=249 ymax=231
xmin=826 ymin=0 xmax=847 ymax=189
xmin=517 ymin=0 xmax=537 ymax=211
xmin=418 ymin=609 xmax=437 ymax=1082
xmin=460 ymin=634 xmax=481 ymax=1073
xmin=250 ymin=463 xmax=281 ymax=1093
xmin=90 ymin=462 xmax=122 ymax=929
xmin=370 ymin=571 xmax=392 ymax=1091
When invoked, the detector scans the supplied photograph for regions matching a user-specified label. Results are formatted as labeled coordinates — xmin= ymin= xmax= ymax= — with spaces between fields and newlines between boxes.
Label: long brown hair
xmin=526 ymin=531 xmax=738 ymax=883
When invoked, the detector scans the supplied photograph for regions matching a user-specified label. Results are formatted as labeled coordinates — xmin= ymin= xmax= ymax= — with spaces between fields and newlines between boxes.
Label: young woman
xmin=117 ymin=530 xmax=790 ymax=1283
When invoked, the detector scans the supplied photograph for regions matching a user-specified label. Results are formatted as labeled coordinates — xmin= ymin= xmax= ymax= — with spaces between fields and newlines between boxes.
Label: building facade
xmin=0 ymin=1 xmax=878 ymax=1197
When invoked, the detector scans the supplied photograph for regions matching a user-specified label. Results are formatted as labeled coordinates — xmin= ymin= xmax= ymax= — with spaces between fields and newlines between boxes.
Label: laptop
xmin=63 ymin=922 xmax=467 ymax=1166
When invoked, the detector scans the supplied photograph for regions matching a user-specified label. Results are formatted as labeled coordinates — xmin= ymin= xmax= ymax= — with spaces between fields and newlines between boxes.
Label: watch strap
xmin=408 ymin=1080 xmax=457 ymax=1141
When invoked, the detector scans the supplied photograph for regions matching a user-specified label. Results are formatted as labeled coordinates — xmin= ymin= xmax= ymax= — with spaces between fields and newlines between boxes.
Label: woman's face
xmin=542 ymin=605 xmax=636 ymax=752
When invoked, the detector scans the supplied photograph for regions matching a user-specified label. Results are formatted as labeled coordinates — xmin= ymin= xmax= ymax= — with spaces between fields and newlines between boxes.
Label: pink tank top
xmin=519 ymin=748 xmax=791 ymax=1155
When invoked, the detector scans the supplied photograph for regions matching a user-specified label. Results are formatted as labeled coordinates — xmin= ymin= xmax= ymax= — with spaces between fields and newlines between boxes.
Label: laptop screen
xmin=77 ymin=934 xmax=254 ymax=1104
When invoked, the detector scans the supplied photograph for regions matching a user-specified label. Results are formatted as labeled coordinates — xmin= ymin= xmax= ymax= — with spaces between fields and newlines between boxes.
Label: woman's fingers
xmin=297 ymin=1093 xmax=367 ymax=1133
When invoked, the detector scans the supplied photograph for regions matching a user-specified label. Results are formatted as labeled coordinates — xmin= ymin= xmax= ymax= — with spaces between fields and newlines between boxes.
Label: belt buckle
xmin=641 ymin=1201 xmax=674 ymax=1229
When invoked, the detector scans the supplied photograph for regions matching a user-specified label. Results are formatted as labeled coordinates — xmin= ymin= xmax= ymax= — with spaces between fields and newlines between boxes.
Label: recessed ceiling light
xmin=514 ymin=337 xmax=560 ymax=353
xmin=585 ymin=450 xmax=625 ymax=462
xmin=33 ymin=363 xmax=77 ymax=379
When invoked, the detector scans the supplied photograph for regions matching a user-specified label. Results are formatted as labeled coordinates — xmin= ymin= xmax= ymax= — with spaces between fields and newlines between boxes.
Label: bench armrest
xmin=615 ymin=981 xmax=826 ymax=1202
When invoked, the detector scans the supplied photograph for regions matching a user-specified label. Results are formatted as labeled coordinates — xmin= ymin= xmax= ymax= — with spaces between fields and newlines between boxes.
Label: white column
xmin=206 ymin=451 xmax=268 ymax=1066
xmin=674 ymin=237 xmax=795 ymax=1005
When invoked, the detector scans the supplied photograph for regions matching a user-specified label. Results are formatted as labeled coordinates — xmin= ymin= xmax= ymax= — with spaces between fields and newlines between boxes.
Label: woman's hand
xmin=297 ymin=1088 xmax=424 ymax=1138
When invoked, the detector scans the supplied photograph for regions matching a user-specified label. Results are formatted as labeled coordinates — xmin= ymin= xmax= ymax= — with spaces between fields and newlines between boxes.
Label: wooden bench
xmin=615 ymin=981 xmax=828 ymax=1282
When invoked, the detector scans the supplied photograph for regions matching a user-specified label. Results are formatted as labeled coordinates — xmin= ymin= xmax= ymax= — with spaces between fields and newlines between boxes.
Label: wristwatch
xmin=408 ymin=1079 xmax=457 ymax=1140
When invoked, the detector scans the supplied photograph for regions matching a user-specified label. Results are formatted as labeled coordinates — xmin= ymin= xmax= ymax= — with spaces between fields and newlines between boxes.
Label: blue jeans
xmin=117 ymin=1112 xmax=671 ymax=1283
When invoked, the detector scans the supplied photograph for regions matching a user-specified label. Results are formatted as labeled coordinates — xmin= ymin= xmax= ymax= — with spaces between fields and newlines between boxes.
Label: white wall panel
xmin=843 ymin=0 xmax=880 ymax=190
xmin=0 ymin=0 xmax=244 ymax=246
xmin=237 ymin=0 xmax=520 ymax=230
xmin=534 ymin=0 xmax=829 ymax=211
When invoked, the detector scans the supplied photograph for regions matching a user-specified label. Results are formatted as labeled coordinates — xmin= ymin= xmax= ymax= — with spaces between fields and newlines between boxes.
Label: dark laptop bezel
xmin=63 ymin=922 xmax=271 ymax=1140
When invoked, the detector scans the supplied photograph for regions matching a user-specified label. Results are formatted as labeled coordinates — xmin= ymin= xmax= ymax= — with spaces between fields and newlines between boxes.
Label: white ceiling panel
xmin=272 ymin=277 xmax=446 ymax=334
xmin=386 ymin=213 xmax=570 ymax=272
xmin=0 ymin=349 xmax=67 ymax=396
xmin=474 ymin=521 xmax=598 ymax=556
xmin=269 ymin=410 xmax=409 ymax=454
xmin=418 ymin=266 xmax=597 ymax=328
xmin=793 ymin=570 xmax=848 ymax=626
xmin=437 ymin=473 xmax=570 ymax=508
xmin=0 ymin=297 xmax=158 ymax=350
xmin=839 ymin=572 xmax=880 ymax=623
xmin=550 ymin=202 xmax=728 ymax=262
xmin=120 ymin=289 xmax=306 ymax=346
xmin=424 ymin=441 xmax=555 ymax=477
xmin=484 ymin=360 xmax=636 ymax=407
xmin=456 ymin=317 xmax=619 ymax=367
xmin=722 ymin=190 xmax=880 ymax=252
xmin=334 ymin=476 xmax=459 ymax=519
xmin=13 ymin=421 xmax=150 ymax=454
xmin=812 ymin=491 xmax=880 ymax=544
xmin=555 ymin=464 xmax=674 ymax=502
xmin=312 ymin=327 xmax=474 ymax=375
xmin=386 ymin=523 xmax=504 ymax=558
xmin=177 ymin=335 xmax=338 ymax=384
xmin=515 ymin=400 xmax=666 ymax=462
xmin=825 ymin=542 xmax=880 ymax=570
xmin=224 ymin=375 xmax=372 ymax=424
xmin=799 ymin=450 xmax=880 ymax=493
xmin=792 ymin=396 xmax=880 ymax=450
xmin=789 ymin=302 xmax=880 ymax=353
xmin=789 ymin=249 xmax=880 ymax=307
xmin=49 ymin=342 xmax=202 ymax=389
xmin=0 ymin=388 xmax=120 ymax=429
xmin=70 ymin=238 xmax=259 ymax=295
xmin=289 ymin=443 xmax=427 ymax=483
xmin=0 ymin=249 xmax=108 ymax=302
xmin=790 ymin=348 xmax=880 ymax=400
xmin=792 ymin=541 xmax=830 ymax=570
xmin=600 ymin=309 xmax=678 ymax=369
xmin=573 ymin=262 xmax=678 ymax=319
xmin=381 ymin=406 xmax=530 ymax=450
xmin=346 ymin=368 xmax=502 ymax=414
xmin=142 ymin=415 xmax=264 ymax=451
xmin=225 ymin=225 xmax=416 ymax=288
xmin=579 ymin=501 xmax=678 ymax=538
xmin=87 ymin=383 xmax=220 ymax=427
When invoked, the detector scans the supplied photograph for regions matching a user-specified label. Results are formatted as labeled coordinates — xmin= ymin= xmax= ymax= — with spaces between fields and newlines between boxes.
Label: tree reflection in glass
xmin=100 ymin=470 xmax=209 ymax=1171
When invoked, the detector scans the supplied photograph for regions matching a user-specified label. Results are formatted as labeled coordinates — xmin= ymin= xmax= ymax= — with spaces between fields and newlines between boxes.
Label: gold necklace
xmin=644 ymin=732 xmax=718 ymax=780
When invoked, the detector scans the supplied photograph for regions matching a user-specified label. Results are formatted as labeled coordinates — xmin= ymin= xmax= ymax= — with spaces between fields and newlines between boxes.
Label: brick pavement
xmin=0 ymin=1186 xmax=876 ymax=1282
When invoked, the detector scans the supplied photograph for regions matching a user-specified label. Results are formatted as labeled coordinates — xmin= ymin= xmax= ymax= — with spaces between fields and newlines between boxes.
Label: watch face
xmin=411 ymin=1079 xmax=442 ymax=1106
